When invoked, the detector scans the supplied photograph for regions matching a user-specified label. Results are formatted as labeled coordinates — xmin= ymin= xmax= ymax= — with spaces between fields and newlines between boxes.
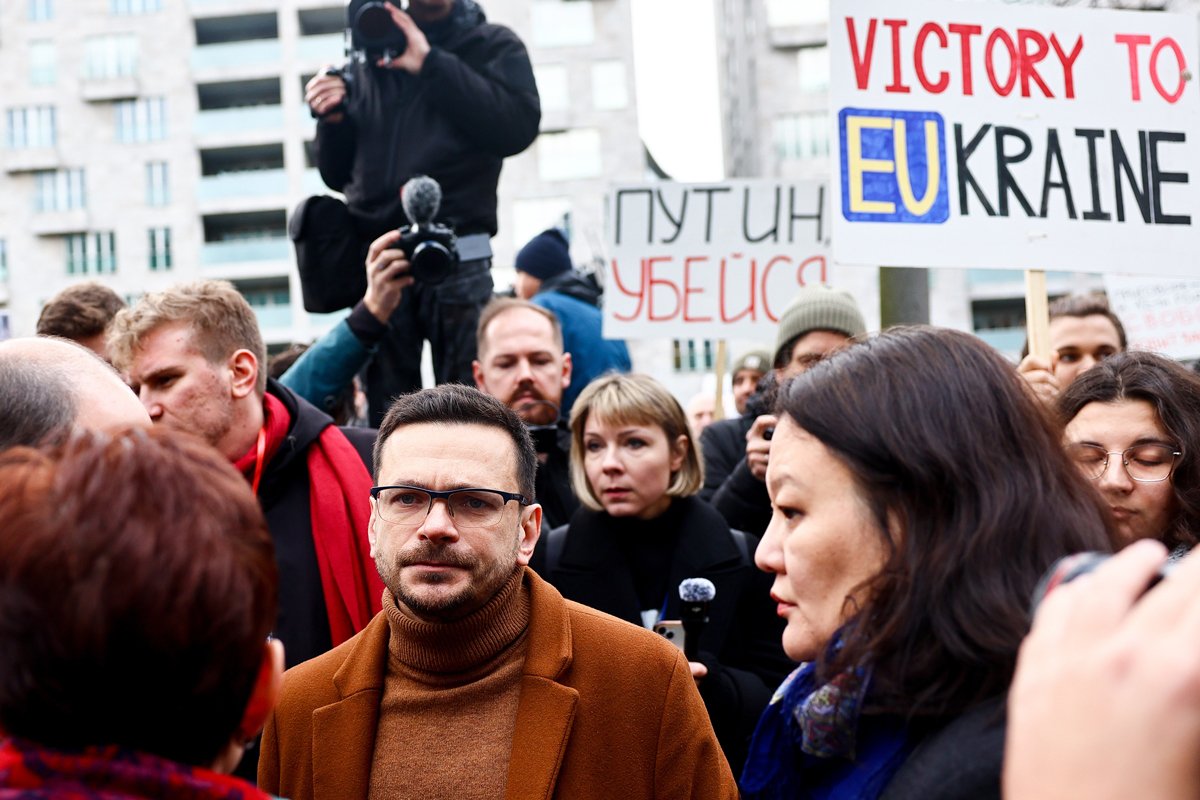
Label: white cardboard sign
xmin=604 ymin=180 xmax=830 ymax=339
xmin=1104 ymin=274 xmax=1200 ymax=360
xmin=830 ymin=0 xmax=1200 ymax=276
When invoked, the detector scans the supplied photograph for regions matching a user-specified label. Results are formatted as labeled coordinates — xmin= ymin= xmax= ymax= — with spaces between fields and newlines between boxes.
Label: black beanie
xmin=515 ymin=228 xmax=572 ymax=280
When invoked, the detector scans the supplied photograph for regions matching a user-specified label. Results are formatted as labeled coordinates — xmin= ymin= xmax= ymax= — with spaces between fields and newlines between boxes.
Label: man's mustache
xmin=398 ymin=542 xmax=476 ymax=569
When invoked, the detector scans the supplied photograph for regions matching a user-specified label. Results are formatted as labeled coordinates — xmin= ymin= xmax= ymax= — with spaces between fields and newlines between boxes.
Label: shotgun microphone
xmin=679 ymin=578 xmax=716 ymax=663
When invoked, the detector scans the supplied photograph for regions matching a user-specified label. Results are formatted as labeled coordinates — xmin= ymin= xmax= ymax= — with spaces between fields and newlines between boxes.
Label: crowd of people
xmin=5 ymin=0 xmax=1200 ymax=796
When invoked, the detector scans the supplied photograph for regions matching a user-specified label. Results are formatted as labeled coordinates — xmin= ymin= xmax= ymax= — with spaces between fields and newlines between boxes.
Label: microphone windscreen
xmin=401 ymin=175 xmax=442 ymax=224
xmin=679 ymin=577 xmax=716 ymax=603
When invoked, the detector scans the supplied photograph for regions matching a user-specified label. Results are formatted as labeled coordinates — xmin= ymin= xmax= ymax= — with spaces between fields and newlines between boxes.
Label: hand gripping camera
xmin=397 ymin=176 xmax=458 ymax=286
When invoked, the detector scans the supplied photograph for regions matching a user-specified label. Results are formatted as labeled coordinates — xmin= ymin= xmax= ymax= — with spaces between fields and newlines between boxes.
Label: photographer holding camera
xmin=296 ymin=0 xmax=540 ymax=426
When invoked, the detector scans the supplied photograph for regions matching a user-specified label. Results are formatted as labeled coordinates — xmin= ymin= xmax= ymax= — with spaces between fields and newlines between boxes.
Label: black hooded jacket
xmin=315 ymin=0 xmax=540 ymax=240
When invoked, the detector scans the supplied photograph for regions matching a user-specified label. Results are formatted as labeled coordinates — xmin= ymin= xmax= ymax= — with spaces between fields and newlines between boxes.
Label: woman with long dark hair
xmin=1057 ymin=350 xmax=1200 ymax=554
xmin=741 ymin=326 xmax=1113 ymax=798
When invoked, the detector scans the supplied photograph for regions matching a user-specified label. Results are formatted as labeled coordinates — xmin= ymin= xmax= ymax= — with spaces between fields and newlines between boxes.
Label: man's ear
xmin=515 ymin=503 xmax=542 ymax=566
xmin=235 ymin=638 xmax=285 ymax=742
xmin=472 ymin=359 xmax=486 ymax=390
xmin=560 ymin=352 xmax=573 ymax=391
xmin=367 ymin=498 xmax=380 ymax=558
xmin=228 ymin=349 xmax=259 ymax=400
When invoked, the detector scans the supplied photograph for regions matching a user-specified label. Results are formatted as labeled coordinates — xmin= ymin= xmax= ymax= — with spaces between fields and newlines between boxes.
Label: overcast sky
xmin=630 ymin=0 xmax=726 ymax=181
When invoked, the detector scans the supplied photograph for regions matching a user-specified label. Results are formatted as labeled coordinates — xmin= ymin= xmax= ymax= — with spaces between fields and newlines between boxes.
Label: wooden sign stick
xmin=1025 ymin=269 xmax=1051 ymax=359
xmin=713 ymin=339 xmax=727 ymax=422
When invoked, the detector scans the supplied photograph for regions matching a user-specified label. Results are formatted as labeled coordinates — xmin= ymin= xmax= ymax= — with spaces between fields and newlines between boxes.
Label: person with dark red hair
xmin=0 ymin=428 xmax=284 ymax=798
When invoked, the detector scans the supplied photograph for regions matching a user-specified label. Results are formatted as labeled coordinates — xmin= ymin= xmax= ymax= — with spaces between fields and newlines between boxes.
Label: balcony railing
xmin=297 ymin=34 xmax=344 ymax=63
xmin=194 ymin=105 xmax=285 ymax=137
xmin=198 ymin=168 xmax=288 ymax=201
xmin=191 ymin=39 xmax=282 ymax=73
xmin=201 ymin=236 xmax=290 ymax=265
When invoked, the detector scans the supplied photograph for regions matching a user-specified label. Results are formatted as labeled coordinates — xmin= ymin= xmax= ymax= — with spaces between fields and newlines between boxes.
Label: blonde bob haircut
xmin=568 ymin=373 xmax=705 ymax=511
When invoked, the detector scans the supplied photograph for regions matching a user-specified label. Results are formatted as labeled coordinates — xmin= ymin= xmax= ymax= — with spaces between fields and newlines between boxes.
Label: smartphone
xmin=653 ymin=620 xmax=686 ymax=653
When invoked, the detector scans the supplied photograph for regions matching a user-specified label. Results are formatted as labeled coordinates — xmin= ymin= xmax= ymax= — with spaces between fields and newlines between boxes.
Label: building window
xmin=0 ymin=240 xmax=8 ymax=282
xmin=531 ymin=0 xmax=594 ymax=48
xmin=83 ymin=34 xmax=139 ymax=80
xmin=591 ymin=61 xmax=628 ymax=110
xmin=148 ymin=227 xmax=171 ymax=271
xmin=533 ymin=65 xmax=569 ymax=113
xmin=672 ymin=339 xmax=716 ymax=372
xmin=66 ymin=232 xmax=117 ymax=276
xmin=28 ymin=0 xmax=53 ymax=21
xmin=773 ymin=111 xmax=829 ymax=162
xmin=111 ymin=0 xmax=162 ymax=14
xmin=34 ymin=169 xmax=86 ymax=212
xmin=115 ymin=97 xmax=165 ymax=143
xmin=537 ymin=129 xmax=602 ymax=181
xmin=146 ymin=161 xmax=169 ymax=206
xmin=797 ymin=46 xmax=829 ymax=94
xmin=6 ymin=106 xmax=56 ymax=149
xmin=29 ymin=41 xmax=56 ymax=86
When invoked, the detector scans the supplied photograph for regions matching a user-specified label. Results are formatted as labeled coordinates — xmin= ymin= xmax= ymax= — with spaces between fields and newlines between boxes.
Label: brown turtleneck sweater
xmin=367 ymin=568 xmax=531 ymax=800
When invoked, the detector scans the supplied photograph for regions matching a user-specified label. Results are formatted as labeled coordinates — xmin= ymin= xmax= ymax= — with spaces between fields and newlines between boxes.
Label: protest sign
xmin=605 ymin=180 xmax=829 ymax=339
xmin=1104 ymin=274 xmax=1200 ymax=360
xmin=830 ymin=0 xmax=1200 ymax=276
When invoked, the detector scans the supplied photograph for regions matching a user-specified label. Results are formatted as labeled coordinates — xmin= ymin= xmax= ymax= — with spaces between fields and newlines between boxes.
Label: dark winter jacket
xmin=316 ymin=0 xmax=540 ymax=239
xmin=700 ymin=414 xmax=771 ymax=537
xmin=532 ymin=271 xmax=632 ymax=413
xmin=260 ymin=380 xmax=375 ymax=669
xmin=529 ymin=496 xmax=791 ymax=774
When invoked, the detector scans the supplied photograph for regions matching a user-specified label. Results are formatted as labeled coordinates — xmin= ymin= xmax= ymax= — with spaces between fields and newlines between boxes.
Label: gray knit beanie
xmin=773 ymin=286 xmax=867 ymax=365
xmin=732 ymin=349 xmax=771 ymax=376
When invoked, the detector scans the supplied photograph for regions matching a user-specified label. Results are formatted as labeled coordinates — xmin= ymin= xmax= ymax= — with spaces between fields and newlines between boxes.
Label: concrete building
xmin=0 ymin=0 xmax=649 ymax=360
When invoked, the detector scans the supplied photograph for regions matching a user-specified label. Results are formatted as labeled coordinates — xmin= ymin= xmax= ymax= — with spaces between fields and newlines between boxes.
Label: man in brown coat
xmin=259 ymin=384 xmax=737 ymax=800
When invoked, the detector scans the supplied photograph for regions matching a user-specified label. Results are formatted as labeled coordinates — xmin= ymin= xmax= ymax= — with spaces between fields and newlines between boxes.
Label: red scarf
xmin=0 ymin=738 xmax=271 ymax=800
xmin=235 ymin=393 xmax=383 ymax=646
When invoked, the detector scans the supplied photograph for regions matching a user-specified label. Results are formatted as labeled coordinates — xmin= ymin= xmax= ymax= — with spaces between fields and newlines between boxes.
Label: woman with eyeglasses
xmin=1058 ymin=350 xmax=1200 ymax=554
xmin=530 ymin=372 xmax=792 ymax=776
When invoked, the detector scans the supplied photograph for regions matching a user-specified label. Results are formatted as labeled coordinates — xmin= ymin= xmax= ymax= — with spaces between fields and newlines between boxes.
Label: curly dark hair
xmin=1057 ymin=350 xmax=1200 ymax=552
xmin=778 ymin=326 xmax=1113 ymax=720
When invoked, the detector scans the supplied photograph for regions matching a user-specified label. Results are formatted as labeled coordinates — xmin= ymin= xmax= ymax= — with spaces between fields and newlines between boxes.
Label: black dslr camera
xmin=397 ymin=176 xmax=458 ymax=286
xmin=349 ymin=0 xmax=408 ymax=62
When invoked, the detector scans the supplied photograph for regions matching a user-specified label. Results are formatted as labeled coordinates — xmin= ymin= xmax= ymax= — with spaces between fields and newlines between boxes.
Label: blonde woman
xmin=530 ymin=373 xmax=791 ymax=774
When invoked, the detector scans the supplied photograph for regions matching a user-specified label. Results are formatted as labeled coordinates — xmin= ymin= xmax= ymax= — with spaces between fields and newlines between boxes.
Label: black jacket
xmin=700 ymin=414 xmax=772 ymax=537
xmin=529 ymin=496 xmax=791 ymax=774
xmin=260 ymin=379 xmax=376 ymax=669
xmin=316 ymin=0 xmax=540 ymax=239
xmin=534 ymin=420 xmax=579 ymax=530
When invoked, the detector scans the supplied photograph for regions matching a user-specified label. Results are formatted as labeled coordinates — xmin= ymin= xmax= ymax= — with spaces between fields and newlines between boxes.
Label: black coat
xmin=534 ymin=421 xmax=579 ymax=531
xmin=260 ymin=379 xmax=376 ymax=669
xmin=700 ymin=415 xmax=772 ymax=537
xmin=529 ymin=496 xmax=792 ymax=774
xmin=315 ymin=0 xmax=540 ymax=239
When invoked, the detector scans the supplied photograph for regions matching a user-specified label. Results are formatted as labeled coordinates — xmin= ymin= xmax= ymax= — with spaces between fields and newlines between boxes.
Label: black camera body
xmin=349 ymin=0 xmax=408 ymax=62
xmin=1031 ymin=551 xmax=1175 ymax=612
xmin=397 ymin=221 xmax=458 ymax=285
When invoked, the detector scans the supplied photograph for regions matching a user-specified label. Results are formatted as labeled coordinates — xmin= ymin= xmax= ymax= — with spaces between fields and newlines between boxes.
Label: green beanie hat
xmin=773 ymin=286 xmax=867 ymax=366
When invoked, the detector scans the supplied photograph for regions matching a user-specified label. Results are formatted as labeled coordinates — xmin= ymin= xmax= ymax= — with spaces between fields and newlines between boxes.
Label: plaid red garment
xmin=0 ymin=737 xmax=274 ymax=800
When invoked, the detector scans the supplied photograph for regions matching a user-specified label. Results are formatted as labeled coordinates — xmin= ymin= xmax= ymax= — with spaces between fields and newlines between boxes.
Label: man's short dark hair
xmin=0 ymin=355 xmax=76 ymax=449
xmin=1020 ymin=291 xmax=1128 ymax=358
xmin=374 ymin=384 xmax=537 ymax=500
xmin=36 ymin=282 xmax=126 ymax=341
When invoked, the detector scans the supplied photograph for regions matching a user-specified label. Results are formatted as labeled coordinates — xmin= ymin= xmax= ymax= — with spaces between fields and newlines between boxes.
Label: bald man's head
xmin=0 ymin=337 xmax=149 ymax=449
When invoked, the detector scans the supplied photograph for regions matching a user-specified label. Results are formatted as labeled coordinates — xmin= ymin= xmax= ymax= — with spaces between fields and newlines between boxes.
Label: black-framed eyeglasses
xmin=369 ymin=485 xmax=530 ymax=528
xmin=1065 ymin=443 xmax=1181 ymax=483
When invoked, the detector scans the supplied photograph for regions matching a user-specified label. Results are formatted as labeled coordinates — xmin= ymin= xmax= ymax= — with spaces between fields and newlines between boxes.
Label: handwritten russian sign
xmin=605 ymin=180 xmax=830 ymax=339
xmin=1105 ymin=274 xmax=1200 ymax=360
xmin=831 ymin=0 xmax=1200 ymax=276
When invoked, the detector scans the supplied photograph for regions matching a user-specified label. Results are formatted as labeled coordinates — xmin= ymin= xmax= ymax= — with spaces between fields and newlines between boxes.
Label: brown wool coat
xmin=259 ymin=568 xmax=738 ymax=800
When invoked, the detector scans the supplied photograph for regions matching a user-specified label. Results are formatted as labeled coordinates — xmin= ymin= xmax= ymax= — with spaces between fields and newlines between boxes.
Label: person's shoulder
xmin=881 ymin=697 xmax=1006 ymax=800
xmin=277 ymin=618 xmax=384 ymax=711
xmin=562 ymin=599 xmax=682 ymax=669
xmin=335 ymin=425 xmax=377 ymax=465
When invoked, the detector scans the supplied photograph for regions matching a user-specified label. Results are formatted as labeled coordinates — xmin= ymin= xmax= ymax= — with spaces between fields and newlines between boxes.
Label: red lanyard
xmin=250 ymin=425 xmax=267 ymax=495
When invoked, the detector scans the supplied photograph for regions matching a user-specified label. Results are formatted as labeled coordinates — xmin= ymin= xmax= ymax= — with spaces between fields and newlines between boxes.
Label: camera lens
xmin=409 ymin=241 xmax=453 ymax=286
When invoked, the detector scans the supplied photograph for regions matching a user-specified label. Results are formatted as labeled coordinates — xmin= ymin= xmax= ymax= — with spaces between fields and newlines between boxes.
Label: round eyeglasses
xmin=1065 ymin=443 xmax=1181 ymax=483
xmin=369 ymin=485 xmax=530 ymax=528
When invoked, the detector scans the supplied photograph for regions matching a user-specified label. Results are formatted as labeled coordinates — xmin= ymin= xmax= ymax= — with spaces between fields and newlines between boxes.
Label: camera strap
xmin=457 ymin=233 xmax=492 ymax=263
